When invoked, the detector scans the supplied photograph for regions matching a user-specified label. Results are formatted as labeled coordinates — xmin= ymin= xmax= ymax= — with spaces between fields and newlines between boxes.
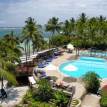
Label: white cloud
xmin=0 ymin=0 xmax=107 ymax=26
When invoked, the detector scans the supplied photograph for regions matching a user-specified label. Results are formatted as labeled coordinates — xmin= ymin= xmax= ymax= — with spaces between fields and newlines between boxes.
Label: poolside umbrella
xmin=63 ymin=77 xmax=77 ymax=83
xmin=67 ymin=44 xmax=74 ymax=50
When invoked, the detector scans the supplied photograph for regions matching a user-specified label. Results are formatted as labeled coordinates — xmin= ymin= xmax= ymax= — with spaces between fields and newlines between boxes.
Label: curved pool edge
xmin=58 ymin=57 xmax=107 ymax=78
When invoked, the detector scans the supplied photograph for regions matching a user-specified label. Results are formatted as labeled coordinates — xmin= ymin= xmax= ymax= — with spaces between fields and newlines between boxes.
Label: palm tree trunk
xmin=25 ymin=42 xmax=27 ymax=64
xmin=51 ymin=31 xmax=54 ymax=48
xmin=33 ymin=46 xmax=35 ymax=55
xmin=25 ymin=41 xmax=29 ymax=74
xmin=75 ymin=48 xmax=78 ymax=56
xmin=49 ymin=37 xmax=50 ymax=49
xmin=1 ymin=77 xmax=4 ymax=89
xmin=27 ymin=41 xmax=29 ymax=57
xmin=29 ymin=41 xmax=30 ymax=57
xmin=1 ymin=63 xmax=4 ymax=89
xmin=78 ymin=48 xmax=80 ymax=56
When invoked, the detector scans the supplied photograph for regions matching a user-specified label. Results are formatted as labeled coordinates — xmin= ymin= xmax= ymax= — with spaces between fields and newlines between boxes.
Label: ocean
xmin=0 ymin=27 xmax=50 ymax=39
xmin=0 ymin=27 xmax=22 ymax=38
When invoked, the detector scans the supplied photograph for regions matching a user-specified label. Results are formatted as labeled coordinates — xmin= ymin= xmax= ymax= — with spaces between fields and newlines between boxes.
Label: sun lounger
xmin=42 ymin=61 xmax=49 ymax=65
xmin=28 ymin=76 xmax=36 ymax=85
xmin=38 ymin=63 xmax=46 ymax=68
xmin=50 ymin=55 xmax=57 ymax=59
xmin=39 ymin=71 xmax=47 ymax=79
xmin=46 ymin=58 xmax=52 ymax=62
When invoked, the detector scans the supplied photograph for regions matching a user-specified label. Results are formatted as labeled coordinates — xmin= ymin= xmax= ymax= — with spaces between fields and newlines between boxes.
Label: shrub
xmin=21 ymin=89 xmax=56 ymax=107
xmin=52 ymin=90 xmax=69 ymax=107
xmin=35 ymin=78 xmax=53 ymax=101
xmin=100 ymin=96 xmax=107 ymax=107
xmin=20 ymin=79 xmax=69 ymax=107
xmin=100 ymin=87 xmax=107 ymax=107
xmin=82 ymin=72 xmax=100 ymax=94
xmin=22 ymin=89 xmax=35 ymax=104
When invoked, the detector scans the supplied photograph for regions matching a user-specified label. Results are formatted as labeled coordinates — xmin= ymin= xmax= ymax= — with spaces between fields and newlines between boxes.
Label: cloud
xmin=0 ymin=0 xmax=107 ymax=27
xmin=0 ymin=20 xmax=6 ymax=24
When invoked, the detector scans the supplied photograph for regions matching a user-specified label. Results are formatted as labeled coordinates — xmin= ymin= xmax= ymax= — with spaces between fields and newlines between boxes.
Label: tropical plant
xmin=82 ymin=72 xmax=100 ymax=94
xmin=46 ymin=17 xmax=62 ymax=35
xmin=45 ymin=17 xmax=62 ymax=48
xmin=62 ymin=17 xmax=75 ymax=38
xmin=100 ymin=86 xmax=107 ymax=107
xmin=22 ymin=17 xmax=43 ymax=57
xmin=3 ymin=32 xmax=22 ymax=59
xmin=0 ymin=37 xmax=21 ymax=88
xmin=34 ymin=79 xmax=53 ymax=101
xmin=52 ymin=90 xmax=69 ymax=107
xmin=21 ymin=89 xmax=56 ymax=107
xmin=50 ymin=35 xmax=70 ymax=47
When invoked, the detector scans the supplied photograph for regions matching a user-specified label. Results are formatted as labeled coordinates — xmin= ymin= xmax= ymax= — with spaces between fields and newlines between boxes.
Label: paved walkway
xmin=81 ymin=94 xmax=101 ymax=107
xmin=0 ymin=86 xmax=28 ymax=107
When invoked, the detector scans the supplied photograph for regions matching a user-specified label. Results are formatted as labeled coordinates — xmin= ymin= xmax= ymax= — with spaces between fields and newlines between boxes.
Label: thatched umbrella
xmin=67 ymin=44 xmax=74 ymax=50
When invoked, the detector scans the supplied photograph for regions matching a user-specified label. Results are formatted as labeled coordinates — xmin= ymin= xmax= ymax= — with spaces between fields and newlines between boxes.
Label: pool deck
xmin=43 ymin=52 xmax=86 ymax=99
xmin=43 ymin=51 xmax=106 ymax=107
xmin=44 ymin=52 xmax=77 ymax=79
xmin=44 ymin=51 xmax=107 ymax=87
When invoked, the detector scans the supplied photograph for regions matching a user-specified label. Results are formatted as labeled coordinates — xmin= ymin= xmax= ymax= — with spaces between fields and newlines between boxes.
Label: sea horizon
xmin=0 ymin=27 xmax=50 ymax=39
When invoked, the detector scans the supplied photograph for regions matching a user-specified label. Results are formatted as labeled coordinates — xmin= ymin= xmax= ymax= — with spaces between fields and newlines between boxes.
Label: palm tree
xmin=0 ymin=38 xmax=21 ymax=89
xmin=46 ymin=17 xmax=62 ymax=35
xmin=45 ymin=17 xmax=62 ymax=47
xmin=63 ymin=20 xmax=70 ymax=36
xmin=22 ymin=17 xmax=43 ymax=56
xmin=76 ymin=13 xmax=87 ymax=35
xmin=63 ymin=17 xmax=75 ymax=38
xmin=76 ymin=13 xmax=87 ymax=48
xmin=70 ymin=17 xmax=76 ymax=35
xmin=0 ymin=58 xmax=17 ymax=89
xmin=3 ymin=31 xmax=22 ymax=58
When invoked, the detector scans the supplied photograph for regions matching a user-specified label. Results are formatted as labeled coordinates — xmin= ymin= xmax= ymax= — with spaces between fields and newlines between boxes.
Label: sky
xmin=0 ymin=0 xmax=107 ymax=27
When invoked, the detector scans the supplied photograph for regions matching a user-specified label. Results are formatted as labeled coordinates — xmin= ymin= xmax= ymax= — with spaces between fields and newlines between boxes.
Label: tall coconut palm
xmin=46 ymin=17 xmax=62 ymax=35
xmin=86 ymin=17 xmax=98 ymax=47
xmin=45 ymin=17 xmax=62 ymax=47
xmin=76 ymin=13 xmax=87 ymax=36
xmin=98 ymin=15 xmax=106 ymax=36
xmin=70 ymin=17 xmax=76 ymax=35
xmin=63 ymin=17 xmax=75 ymax=38
xmin=63 ymin=20 xmax=70 ymax=36
xmin=76 ymin=13 xmax=87 ymax=48
xmin=22 ymin=17 xmax=43 ymax=57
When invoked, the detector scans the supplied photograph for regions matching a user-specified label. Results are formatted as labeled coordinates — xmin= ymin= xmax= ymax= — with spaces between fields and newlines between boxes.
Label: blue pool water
xmin=59 ymin=57 xmax=107 ymax=78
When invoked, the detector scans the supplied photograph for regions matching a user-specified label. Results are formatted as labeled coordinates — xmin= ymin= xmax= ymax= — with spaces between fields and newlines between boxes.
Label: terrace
xmin=0 ymin=48 xmax=107 ymax=107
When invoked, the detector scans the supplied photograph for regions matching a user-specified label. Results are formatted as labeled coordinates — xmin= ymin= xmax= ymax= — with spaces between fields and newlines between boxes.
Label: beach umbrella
xmin=67 ymin=43 xmax=74 ymax=50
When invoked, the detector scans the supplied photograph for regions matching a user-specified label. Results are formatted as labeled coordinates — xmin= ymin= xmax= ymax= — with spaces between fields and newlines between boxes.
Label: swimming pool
xmin=59 ymin=57 xmax=107 ymax=78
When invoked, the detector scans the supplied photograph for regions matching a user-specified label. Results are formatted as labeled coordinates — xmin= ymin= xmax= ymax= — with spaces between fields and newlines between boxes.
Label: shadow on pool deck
xmin=0 ymin=86 xmax=28 ymax=107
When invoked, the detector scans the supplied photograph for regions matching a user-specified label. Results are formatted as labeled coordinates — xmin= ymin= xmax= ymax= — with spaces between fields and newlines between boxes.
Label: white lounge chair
xmin=28 ymin=76 xmax=36 ymax=85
